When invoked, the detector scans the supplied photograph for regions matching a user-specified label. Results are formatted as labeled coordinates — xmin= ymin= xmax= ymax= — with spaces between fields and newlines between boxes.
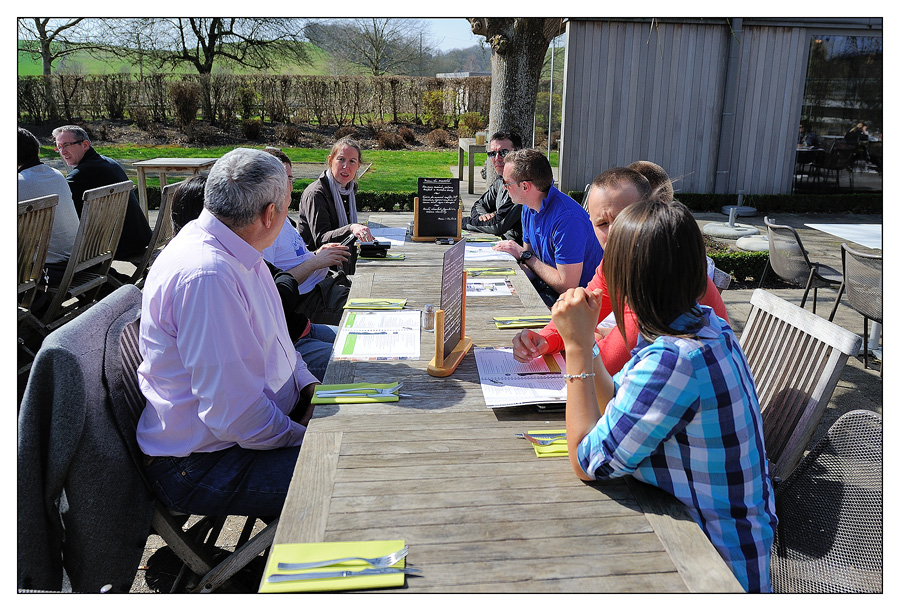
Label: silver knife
xmin=266 ymin=567 xmax=421 ymax=583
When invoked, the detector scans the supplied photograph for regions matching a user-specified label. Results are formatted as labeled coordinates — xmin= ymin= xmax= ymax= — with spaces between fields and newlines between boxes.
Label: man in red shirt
xmin=512 ymin=166 xmax=730 ymax=375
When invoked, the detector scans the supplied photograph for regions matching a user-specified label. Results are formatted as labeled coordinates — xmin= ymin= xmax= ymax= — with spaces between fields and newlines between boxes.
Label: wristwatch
xmin=518 ymin=250 xmax=534 ymax=265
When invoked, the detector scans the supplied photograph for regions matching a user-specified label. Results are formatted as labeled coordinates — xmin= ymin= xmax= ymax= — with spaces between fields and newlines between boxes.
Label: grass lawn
xmin=39 ymin=143 xmax=560 ymax=193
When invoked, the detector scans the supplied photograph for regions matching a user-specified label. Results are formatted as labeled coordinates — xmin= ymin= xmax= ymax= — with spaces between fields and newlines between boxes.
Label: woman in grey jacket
xmin=296 ymin=138 xmax=373 ymax=275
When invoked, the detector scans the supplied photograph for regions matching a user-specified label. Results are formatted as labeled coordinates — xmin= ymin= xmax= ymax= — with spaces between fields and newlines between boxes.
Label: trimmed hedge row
xmin=707 ymin=250 xmax=770 ymax=283
xmin=145 ymin=186 xmax=881 ymax=217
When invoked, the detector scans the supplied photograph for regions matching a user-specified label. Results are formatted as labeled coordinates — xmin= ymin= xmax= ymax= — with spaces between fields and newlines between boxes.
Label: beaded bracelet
xmin=563 ymin=372 xmax=596 ymax=381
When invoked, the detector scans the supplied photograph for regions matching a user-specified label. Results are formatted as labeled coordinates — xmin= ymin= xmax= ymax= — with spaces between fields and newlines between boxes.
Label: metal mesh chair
xmin=770 ymin=410 xmax=882 ymax=593
xmin=828 ymin=243 xmax=882 ymax=372
xmin=760 ymin=217 xmax=842 ymax=314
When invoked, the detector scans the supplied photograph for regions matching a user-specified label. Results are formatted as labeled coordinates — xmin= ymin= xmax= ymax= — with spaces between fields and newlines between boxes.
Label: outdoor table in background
xmin=803 ymin=223 xmax=882 ymax=251
xmin=266 ymin=224 xmax=744 ymax=593
xmin=457 ymin=137 xmax=486 ymax=195
xmin=132 ymin=158 xmax=217 ymax=219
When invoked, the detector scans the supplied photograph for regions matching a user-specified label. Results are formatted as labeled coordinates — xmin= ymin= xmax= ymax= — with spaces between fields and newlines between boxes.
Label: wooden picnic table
xmin=458 ymin=137 xmax=486 ymax=195
xmin=132 ymin=158 xmax=218 ymax=220
xmin=266 ymin=225 xmax=743 ymax=593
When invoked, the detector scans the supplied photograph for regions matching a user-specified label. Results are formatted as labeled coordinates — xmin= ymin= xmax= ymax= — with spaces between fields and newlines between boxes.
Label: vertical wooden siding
xmin=560 ymin=20 xmax=809 ymax=195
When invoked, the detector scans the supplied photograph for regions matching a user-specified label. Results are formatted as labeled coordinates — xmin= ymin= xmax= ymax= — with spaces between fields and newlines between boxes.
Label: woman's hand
xmin=350 ymin=223 xmax=373 ymax=241
xmin=551 ymin=288 xmax=603 ymax=353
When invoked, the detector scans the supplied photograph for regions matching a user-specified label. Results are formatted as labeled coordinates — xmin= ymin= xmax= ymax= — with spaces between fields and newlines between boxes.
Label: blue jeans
xmin=294 ymin=324 xmax=337 ymax=381
xmin=145 ymin=444 xmax=302 ymax=517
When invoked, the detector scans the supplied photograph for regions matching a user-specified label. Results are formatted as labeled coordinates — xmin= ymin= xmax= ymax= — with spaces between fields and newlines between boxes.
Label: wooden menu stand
xmin=427 ymin=271 xmax=472 ymax=377
xmin=412 ymin=196 xmax=463 ymax=242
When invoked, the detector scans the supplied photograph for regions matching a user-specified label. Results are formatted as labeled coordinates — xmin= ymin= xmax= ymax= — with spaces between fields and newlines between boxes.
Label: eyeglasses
xmin=502 ymin=178 xmax=529 ymax=189
xmin=54 ymin=139 xmax=84 ymax=152
xmin=486 ymin=149 xmax=511 ymax=159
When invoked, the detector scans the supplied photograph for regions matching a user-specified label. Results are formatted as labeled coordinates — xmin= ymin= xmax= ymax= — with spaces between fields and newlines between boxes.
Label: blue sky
xmin=426 ymin=18 xmax=482 ymax=52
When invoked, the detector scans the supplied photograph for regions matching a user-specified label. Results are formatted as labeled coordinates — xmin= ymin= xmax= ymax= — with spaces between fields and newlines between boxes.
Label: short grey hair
xmin=51 ymin=125 xmax=90 ymax=143
xmin=204 ymin=148 xmax=288 ymax=229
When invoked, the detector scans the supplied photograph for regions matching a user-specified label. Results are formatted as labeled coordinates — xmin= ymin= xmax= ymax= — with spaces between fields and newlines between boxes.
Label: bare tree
xmin=110 ymin=18 xmax=311 ymax=122
xmin=17 ymin=18 xmax=113 ymax=76
xmin=305 ymin=18 xmax=434 ymax=76
xmin=468 ymin=18 xmax=565 ymax=179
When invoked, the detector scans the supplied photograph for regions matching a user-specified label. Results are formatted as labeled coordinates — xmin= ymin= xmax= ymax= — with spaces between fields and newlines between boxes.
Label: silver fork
xmin=277 ymin=545 xmax=409 ymax=572
xmin=519 ymin=432 xmax=567 ymax=445
xmin=316 ymin=383 xmax=402 ymax=397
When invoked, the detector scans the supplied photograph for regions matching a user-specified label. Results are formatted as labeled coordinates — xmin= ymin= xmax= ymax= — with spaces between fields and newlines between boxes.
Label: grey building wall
xmin=558 ymin=17 xmax=881 ymax=195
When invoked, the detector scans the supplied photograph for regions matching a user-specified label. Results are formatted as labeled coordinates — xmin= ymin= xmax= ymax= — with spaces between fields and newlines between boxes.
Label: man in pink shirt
xmin=137 ymin=148 xmax=319 ymax=517
xmin=512 ymin=166 xmax=729 ymax=375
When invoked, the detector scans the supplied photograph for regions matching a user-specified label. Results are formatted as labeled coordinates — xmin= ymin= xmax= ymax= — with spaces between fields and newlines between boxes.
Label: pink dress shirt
xmin=137 ymin=209 xmax=318 ymax=457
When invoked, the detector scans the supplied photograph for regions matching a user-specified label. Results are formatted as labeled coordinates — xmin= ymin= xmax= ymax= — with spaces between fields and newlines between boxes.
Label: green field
xmin=38 ymin=143 xmax=559 ymax=193
xmin=18 ymin=42 xmax=351 ymax=77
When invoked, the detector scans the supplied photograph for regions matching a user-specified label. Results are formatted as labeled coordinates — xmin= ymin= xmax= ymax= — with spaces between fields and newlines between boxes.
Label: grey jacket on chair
xmin=17 ymin=285 xmax=155 ymax=592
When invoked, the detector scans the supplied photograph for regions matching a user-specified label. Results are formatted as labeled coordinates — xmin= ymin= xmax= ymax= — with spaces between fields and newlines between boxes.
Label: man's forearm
xmin=524 ymin=257 xmax=566 ymax=293
xmin=285 ymin=258 xmax=321 ymax=285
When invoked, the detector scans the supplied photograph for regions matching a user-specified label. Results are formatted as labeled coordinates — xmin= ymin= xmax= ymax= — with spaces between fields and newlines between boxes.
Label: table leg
xmin=467 ymin=145 xmax=475 ymax=194
xmin=458 ymin=146 xmax=464 ymax=190
xmin=136 ymin=167 xmax=149 ymax=220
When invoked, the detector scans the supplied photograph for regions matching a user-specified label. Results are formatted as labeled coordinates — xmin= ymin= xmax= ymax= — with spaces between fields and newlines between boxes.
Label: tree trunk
xmin=40 ymin=39 xmax=59 ymax=120
xmin=469 ymin=18 xmax=561 ymax=181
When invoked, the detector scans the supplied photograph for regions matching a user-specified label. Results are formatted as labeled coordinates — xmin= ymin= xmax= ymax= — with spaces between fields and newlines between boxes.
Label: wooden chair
xmin=770 ymin=410 xmax=882 ymax=593
xmin=111 ymin=309 xmax=279 ymax=593
xmin=106 ymin=182 xmax=177 ymax=290
xmin=38 ymin=180 xmax=132 ymax=332
xmin=759 ymin=217 xmax=842 ymax=314
xmin=828 ymin=243 xmax=882 ymax=373
xmin=18 ymin=195 xmax=58 ymax=375
xmin=739 ymin=289 xmax=862 ymax=483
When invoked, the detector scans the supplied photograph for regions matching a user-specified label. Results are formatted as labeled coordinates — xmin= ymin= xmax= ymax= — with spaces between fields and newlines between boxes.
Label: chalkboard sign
xmin=439 ymin=238 xmax=467 ymax=360
xmin=413 ymin=177 xmax=461 ymax=241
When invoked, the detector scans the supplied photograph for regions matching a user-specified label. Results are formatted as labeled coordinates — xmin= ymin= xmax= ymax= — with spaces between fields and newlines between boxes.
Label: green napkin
xmin=343 ymin=298 xmax=407 ymax=310
xmin=529 ymin=429 xmax=569 ymax=458
xmin=311 ymin=382 xmax=401 ymax=405
xmin=259 ymin=540 xmax=407 ymax=593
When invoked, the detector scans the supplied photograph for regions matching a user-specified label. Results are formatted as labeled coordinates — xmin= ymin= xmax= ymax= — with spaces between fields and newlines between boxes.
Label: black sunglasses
xmin=486 ymin=149 xmax=511 ymax=159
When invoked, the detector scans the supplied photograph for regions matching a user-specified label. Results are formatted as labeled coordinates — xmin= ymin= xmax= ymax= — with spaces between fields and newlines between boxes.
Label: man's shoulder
xmin=18 ymin=164 xmax=69 ymax=198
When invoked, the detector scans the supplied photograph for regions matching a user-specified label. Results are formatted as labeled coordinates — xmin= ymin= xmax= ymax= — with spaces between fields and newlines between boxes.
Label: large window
xmin=802 ymin=35 xmax=882 ymax=139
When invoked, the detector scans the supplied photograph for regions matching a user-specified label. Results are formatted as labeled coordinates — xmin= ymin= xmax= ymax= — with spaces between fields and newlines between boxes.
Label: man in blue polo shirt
xmin=493 ymin=149 xmax=602 ymax=306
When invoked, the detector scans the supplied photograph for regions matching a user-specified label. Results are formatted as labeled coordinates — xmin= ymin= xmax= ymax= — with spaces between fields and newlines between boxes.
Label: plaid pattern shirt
xmin=577 ymin=306 xmax=777 ymax=592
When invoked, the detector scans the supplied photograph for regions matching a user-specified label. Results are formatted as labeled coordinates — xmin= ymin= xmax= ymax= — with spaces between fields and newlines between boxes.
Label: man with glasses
xmin=51 ymin=125 xmax=151 ymax=260
xmin=464 ymin=131 xmax=523 ymax=243
xmin=493 ymin=149 xmax=603 ymax=306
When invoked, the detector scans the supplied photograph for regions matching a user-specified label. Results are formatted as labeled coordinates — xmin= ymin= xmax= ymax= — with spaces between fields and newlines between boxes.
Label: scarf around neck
xmin=325 ymin=168 xmax=357 ymax=226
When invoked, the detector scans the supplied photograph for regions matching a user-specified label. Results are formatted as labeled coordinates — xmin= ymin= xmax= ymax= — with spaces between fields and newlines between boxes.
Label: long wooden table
xmin=267 ymin=223 xmax=743 ymax=593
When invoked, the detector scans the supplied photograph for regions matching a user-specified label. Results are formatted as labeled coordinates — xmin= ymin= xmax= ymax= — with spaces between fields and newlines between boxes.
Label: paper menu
xmin=334 ymin=310 xmax=421 ymax=361
xmin=464 ymin=243 xmax=517 ymax=262
xmin=466 ymin=278 xmax=514 ymax=296
xmin=474 ymin=347 xmax=567 ymax=408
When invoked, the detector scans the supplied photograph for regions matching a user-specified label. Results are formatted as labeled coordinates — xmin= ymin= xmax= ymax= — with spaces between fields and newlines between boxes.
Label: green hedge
xmin=708 ymin=250 xmax=769 ymax=283
xmin=145 ymin=186 xmax=881 ymax=218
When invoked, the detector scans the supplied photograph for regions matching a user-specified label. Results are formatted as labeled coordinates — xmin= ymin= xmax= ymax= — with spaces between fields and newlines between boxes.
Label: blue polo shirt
xmin=521 ymin=185 xmax=603 ymax=288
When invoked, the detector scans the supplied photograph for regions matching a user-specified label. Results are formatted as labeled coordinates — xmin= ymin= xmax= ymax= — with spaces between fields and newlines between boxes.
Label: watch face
xmin=521 ymin=251 xmax=532 ymax=261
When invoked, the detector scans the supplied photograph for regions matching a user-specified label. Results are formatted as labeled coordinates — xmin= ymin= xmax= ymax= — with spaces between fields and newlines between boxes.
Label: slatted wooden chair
xmin=828 ymin=243 xmax=882 ymax=373
xmin=37 ymin=181 xmax=131 ymax=333
xmin=18 ymin=194 xmax=58 ymax=375
xmin=759 ymin=217 xmax=842 ymax=315
xmin=770 ymin=410 xmax=882 ymax=593
xmin=739 ymin=289 xmax=862 ymax=483
xmin=106 ymin=183 xmax=177 ymax=290
xmin=111 ymin=308 xmax=279 ymax=593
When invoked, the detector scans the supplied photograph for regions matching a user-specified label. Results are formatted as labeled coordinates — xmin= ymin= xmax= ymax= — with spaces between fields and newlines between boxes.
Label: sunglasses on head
xmin=486 ymin=149 xmax=511 ymax=159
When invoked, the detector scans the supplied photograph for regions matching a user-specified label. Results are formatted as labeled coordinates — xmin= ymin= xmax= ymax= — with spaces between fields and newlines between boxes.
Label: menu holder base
xmin=427 ymin=336 xmax=472 ymax=377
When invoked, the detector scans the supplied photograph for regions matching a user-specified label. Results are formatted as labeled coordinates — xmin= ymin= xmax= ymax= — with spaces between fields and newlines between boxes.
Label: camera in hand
xmin=359 ymin=239 xmax=391 ymax=258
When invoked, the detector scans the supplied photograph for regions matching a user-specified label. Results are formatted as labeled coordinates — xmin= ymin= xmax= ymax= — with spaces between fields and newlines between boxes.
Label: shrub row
xmin=707 ymin=250 xmax=770 ymax=283
xmin=18 ymin=73 xmax=492 ymax=129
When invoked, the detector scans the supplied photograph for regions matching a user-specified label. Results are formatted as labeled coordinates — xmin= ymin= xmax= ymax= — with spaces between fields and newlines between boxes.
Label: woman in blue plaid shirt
xmin=551 ymin=199 xmax=777 ymax=592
